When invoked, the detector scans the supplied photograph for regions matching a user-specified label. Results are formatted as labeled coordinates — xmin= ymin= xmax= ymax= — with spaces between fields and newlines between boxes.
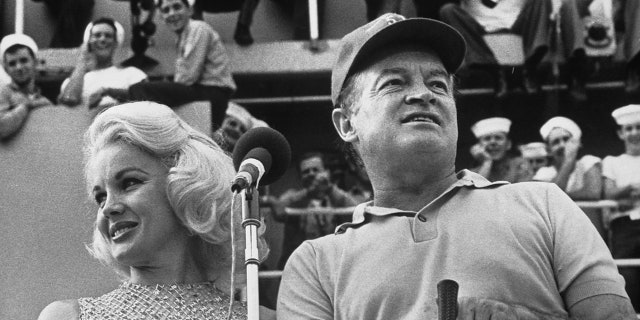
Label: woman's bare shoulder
xmin=38 ymin=299 xmax=80 ymax=320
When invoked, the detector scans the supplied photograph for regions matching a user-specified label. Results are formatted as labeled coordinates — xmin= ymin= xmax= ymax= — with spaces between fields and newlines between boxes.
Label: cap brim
xmin=351 ymin=18 xmax=466 ymax=75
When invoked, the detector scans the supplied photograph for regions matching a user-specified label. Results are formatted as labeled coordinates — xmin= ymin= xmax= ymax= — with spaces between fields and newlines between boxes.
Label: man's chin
xmin=13 ymin=78 xmax=32 ymax=87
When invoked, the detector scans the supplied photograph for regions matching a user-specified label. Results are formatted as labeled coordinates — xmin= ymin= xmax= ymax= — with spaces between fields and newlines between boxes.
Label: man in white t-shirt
xmin=58 ymin=18 xmax=147 ymax=110
xmin=603 ymin=104 xmax=640 ymax=311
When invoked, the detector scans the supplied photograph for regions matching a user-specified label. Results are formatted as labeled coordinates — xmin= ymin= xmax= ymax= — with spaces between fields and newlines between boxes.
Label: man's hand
xmin=87 ymin=88 xmax=105 ymax=109
xmin=562 ymin=139 xmax=580 ymax=161
xmin=470 ymin=144 xmax=492 ymax=163
xmin=77 ymin=43 xmax=97 ymax=71
xmin=27 ymin=96 xmax=52 ymax=109
xmin=458 ymin=297 xmax=566 ymax=320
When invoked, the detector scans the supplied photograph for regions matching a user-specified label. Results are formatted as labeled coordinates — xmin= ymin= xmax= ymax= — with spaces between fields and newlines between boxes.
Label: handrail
xmin=283 ymin=206 xmax=355 ymax=216
xmin=574 ymin=200 xmax=619 ymax=209
xmin=259 ymin=258 xmax=640 ymax=280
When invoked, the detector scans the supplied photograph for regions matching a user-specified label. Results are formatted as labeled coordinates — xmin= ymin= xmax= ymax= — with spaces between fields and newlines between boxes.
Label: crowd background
xmin=1 ymin=0 xmax=639 ymax=319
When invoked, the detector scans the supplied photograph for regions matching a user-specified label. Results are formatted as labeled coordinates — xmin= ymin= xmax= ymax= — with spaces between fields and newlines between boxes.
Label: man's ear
xmin=617 ymin=129 xmax=624 ymax=140
xmin=332 ymin=108 xmax=357 ymax=143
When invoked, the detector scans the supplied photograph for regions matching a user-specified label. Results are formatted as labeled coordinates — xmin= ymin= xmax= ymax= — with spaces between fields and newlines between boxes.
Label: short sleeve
xmin=547 ymin=185 xmax=628 ymax=307
xmin=601 ymin=156 xmax=616 ymax=180
xmin=123 ymin=67 xmax=147 ymax=85
xmin=277 ymin=241 xmax=334 ymax=320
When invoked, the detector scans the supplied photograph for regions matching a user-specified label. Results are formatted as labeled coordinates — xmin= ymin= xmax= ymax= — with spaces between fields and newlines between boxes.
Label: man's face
xmin=3 ymin=47 xmax=36 ymax=87
xmin=478 ymin=132 xmax=511 ymax=161
xmin=335 ymin=47 xmax=457 ymax=167
xmin=159 ymin=0 xmax=192 ymax=33
xmin=89 ymin=23 xmax=117 ymax=60
xmin=546 ymin=128 xmax=573 ymax=158
xmin=618 ymin=122 xmax=640 ymax=147
xmin=524 ymin=155 xmax=548 ymax=172
xmin=300 ymin=156 xmax=326 ymax=188
xmin=220 ymin=115 xmax=248 ymax=148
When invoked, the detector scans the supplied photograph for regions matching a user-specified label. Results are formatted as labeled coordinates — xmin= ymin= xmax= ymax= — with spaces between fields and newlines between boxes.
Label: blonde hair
xmin=83 ymin=101 xmax=268 ymax=282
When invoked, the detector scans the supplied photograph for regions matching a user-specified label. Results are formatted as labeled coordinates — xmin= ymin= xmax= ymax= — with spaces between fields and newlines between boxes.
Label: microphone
xmin=231 ymin=127 xmax=291 ymax=192
xmin=437 ymin=279 xmax=459 ymax=320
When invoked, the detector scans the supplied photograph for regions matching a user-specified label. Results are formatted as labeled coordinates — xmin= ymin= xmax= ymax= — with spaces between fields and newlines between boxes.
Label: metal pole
xmin=15 ymin=0 xmax=24 ymax=34
xmin=242 ymin=187 xmax=261 ymax=320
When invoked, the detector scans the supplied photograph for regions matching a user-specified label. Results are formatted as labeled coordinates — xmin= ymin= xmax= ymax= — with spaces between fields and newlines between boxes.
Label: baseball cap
xmin=331 ymin=13 xmax=466 ymax=106
xmin=0 ymin=34 xmax=38 ymax=63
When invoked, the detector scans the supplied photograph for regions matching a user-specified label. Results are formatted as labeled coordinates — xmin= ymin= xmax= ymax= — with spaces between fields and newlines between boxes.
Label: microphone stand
xmin=241 ymin=185 xmax=261 ymax=320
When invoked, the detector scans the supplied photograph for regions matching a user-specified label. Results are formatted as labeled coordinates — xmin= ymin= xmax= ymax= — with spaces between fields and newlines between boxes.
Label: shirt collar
xmin=9 ymin=81 xmax=39 ymax=96
xmin=335 ymin=170 xmax=508 ymax=234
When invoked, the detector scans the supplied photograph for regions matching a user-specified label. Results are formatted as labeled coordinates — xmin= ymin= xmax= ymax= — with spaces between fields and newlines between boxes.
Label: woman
xmin=58 ymin=18 xmax=147 ymax=109
xmin=38 ymin=102 xmax=271 ymax=319
xmin=534 ymin=116 xmax=602 ymax=200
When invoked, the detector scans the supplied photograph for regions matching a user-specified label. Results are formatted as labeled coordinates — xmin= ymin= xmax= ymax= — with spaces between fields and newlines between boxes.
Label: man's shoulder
xmin=467 ymin=179 xmax=563 ymax=199
xmin=189 ymin=20 xmax=219 ymax=36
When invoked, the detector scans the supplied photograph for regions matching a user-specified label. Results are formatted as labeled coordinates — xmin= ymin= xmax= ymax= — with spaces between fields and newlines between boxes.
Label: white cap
xmin=225 ymin=102 xmax=269 ymax=130
xmin=471 ymin=117 xmax=511 ymax=138
xmin=611 ymin=104 xmax=640 ymax=126
xmin=539 ymin=116 xmax=582 ymax=141
xmin=83 ymin=19 xmax=126 ymax=47
xmin=519 ymin=142 xmax=548 ymax=158
xmin=0 ymin=34 xmax=38 ymax=63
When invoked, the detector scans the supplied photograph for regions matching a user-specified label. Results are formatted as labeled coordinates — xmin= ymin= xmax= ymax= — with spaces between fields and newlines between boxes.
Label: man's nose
xmin=404 ymin=85 xmax=436 ymax=106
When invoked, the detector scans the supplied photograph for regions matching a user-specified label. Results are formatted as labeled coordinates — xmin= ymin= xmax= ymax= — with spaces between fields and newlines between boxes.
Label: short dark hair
xmin=4 ymin=44 xmax=35 ymax=61
xmin=90 ymin=17 xmax=118 ymax=42
xmin=298 ymin=152 xmax=326 ymax=170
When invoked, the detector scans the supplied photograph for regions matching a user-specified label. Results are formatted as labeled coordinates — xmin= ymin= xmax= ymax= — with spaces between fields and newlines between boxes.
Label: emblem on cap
xmin=367 ymin=13 xmax=405 ymax=33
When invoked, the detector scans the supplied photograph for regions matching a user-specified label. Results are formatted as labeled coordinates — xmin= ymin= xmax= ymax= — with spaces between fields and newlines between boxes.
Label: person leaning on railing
xmin=602 ymin=104 xmax=640 ymax=312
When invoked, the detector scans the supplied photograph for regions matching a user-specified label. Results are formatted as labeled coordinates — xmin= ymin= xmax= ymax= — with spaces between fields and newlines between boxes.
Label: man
xmin=470 ymin=116 xmax=531 ymax=182
xmin=216 ymin=101 xmax=268 ymax=152
xmin=534 ymin=116 xmax=602 ymax=200
xmin=602 ymin=104 xmax=640 ymax=311
xmin=277 ymin=13 xmax=634 ymax=319
xmin=439 ymin=0 xmax=589 ymax=100
xmin=264 ymin=152 xmax=358 ymax=270
xmin=519 ymin=141 xmax=549 ymax=174
xmin=0 ymin=34 xmax=53 ymax=139
xmin=129 ymin=0 xmax=237 ymax=127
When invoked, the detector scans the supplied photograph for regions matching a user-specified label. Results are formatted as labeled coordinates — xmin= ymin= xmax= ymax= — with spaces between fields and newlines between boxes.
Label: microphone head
xmin=232 ymin=127 xmax=292 ymax=185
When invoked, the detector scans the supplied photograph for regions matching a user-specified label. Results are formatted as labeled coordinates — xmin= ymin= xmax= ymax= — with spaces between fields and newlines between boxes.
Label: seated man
xmin=440 ymin=0 xmax=589 ymax=100
xmin=0 ymin=34 xmax=53 ymax=139
xmin=534 ymin=116 xmax=602 ymax=200
xmin=215 ymin=101 xmax=268 ymax=152
xmin=129 ymin=0 xmax=237 ymax=127
xmin=602 ymin=104 xmax=640 ymax=311
xmin=58 ymin=18 xmax=147 ymax=110
xmin=262 ymin=152 xmax=358 ymax=269
xmin=469 ymin=117 xmax=531 ymax=182
xmin=519 ymin=141 xmax=550 ymax=174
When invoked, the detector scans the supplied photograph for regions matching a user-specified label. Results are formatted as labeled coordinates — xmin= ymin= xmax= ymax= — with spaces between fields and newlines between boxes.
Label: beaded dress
xmin=78 ymin=281 xmax=246 ymax=319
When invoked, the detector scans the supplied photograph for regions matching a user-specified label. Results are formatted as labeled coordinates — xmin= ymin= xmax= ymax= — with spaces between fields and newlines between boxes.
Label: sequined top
xmin=78 ymin=281 xmax=246 ymax=319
